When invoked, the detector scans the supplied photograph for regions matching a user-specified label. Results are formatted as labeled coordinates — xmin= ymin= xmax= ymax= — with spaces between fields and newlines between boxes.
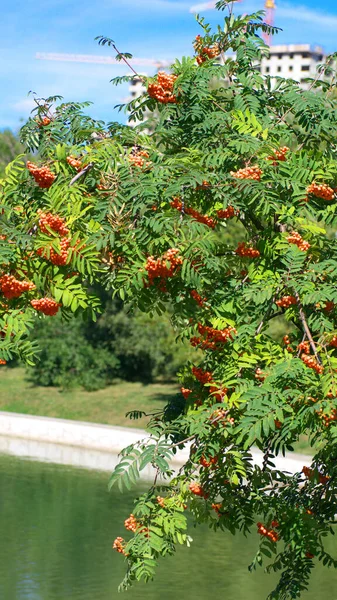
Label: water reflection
xmin=0 ymin=453 xmax=335 ymax=599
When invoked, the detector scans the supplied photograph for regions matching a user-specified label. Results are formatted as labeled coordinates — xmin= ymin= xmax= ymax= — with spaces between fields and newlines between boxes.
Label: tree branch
xmin=293 ymin=289 xmax=322 ymax=364
xmin=69 ymin=163 xmax=93 ymax=187
xmin=255 ymin=288 xmax=281 ymax=335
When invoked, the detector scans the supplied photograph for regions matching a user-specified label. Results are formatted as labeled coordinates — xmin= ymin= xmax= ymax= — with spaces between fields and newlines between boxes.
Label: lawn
xmin=0 ymin=367 xmax=178 ymax=429
xmin=0 ymin=367 xmax=314 ymax=454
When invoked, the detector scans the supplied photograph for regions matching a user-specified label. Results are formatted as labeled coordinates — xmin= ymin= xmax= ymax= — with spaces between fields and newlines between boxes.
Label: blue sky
xmin=2 ymin=0 xmax=337 ymax=131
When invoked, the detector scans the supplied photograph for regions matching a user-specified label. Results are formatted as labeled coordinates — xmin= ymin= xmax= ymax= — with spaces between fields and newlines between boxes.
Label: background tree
xmin=0 ymin=129 xmax=24 ymax=177
xmin=29 ymin=298 xmax=194 ymax=389
xmin=2 ymin=1 xmax=337 ymax=598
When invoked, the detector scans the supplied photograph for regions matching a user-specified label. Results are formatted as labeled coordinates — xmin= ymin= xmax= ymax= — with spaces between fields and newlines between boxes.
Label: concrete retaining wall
xmin=0 ymin=411 xmax=311 ymax=476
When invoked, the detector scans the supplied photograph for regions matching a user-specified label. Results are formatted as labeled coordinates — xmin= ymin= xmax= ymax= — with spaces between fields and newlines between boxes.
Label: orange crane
xmin=35 ymin=52 xmax=170 ymax=69
xmin=263 ymin=0 xmax=276 ymax=46
xmin=36 ymin=1 xmax=276 ymax=68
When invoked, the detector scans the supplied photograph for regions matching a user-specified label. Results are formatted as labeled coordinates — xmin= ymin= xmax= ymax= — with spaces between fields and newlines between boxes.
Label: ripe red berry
xmin=27 ymin=161 xmax=55 ymax=188
xmin=30 ymin=297 xmax=61 ymax=316
xmin=307 ymin=182 xmax=334 ymax=201
xmin=0 ymin=274 xmax=35 ymax=299
xmin=148 ymin=72 xmax=177 ymax=104
xmin=231 ymin=165 xmax=262 ymax=181
xmin=236 ymin=242 xmax=260 ymax=258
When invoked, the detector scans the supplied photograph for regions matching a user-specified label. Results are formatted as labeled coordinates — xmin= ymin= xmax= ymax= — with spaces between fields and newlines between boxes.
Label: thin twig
xmin=293 ymin=289 xmax=322 ymax=364
xmin=112 ymin=43 xmax=144 ymax=79
xmin=255 ymin=287 xmax=280 ymax=335
xmin=69 ymin=163 xmax=93 ymax=187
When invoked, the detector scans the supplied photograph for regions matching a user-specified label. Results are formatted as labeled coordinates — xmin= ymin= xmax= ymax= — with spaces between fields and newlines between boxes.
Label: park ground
xmin=0 ymin=367 xmax=312 ymax=453
xmin=0 ymin=367 xmax=177 ymax=429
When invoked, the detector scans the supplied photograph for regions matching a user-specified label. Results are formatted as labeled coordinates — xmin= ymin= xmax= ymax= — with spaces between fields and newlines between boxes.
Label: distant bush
xmin=28 ymin=300 xmax=193 ymax=390
xmin=28 ymin=316 xmax=119 ymax=391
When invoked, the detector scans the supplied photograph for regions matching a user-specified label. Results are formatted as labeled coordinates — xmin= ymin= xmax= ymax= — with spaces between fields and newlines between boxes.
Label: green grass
xmin=0 ymin=367 xmax=178 ymax=429
xmin=0 ymin=368 xmax=314 ymax=454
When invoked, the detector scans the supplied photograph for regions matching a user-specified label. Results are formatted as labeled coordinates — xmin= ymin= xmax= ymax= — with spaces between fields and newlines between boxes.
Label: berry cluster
xmin=124 ymin=514 xmax=138 ymax=533
xmin=307 ymin=182 xmax=334 ymax=201
xmin=267 ymin=146 xmax=289 ymax=163
xmin=330 ymin=336 xmax=337 ymax=348
xmin=0 ymin=275 xmax=35 ymax=299
xmin=257 ymin=522 xmax=279 ymax=543
xmin=318 ymin=408 xmax=337 ymax=427
xmin=193 ymin=35 xmax=219 ymax=64
xmin=301 ymin=353 xmax=323 ymax=374
xmin=27 ymin=161 xmax=55 ymax=188
xmin=200 ymin=455 xmax=218 ymax=468
xmin=31 ymin=297 xmax=61 ymax=316
xmin=276 ymin=295 xmax=297 ymax=308
xmin=195 ymin=180 xmax=210 ymax=190
xmin=210 ymin=407 xmax=234 ymax=426
xmin=37 ymin=117 xmax=51 ymax=127
xmin=209 ymin=385 xmax=228 ymax=402
xmin=212 ymin=503 xmax=222 ymax=516
xmin=171 ymin=197 xmax=215 ymax=228
xmin=235 ymin=242 xmax=260 ymax=258
xmin=283 ymin=335 xmax=294 ymax=353
xmin=191 ymin=323 xmax=236 ymax=350
xmin=217 ymin=206 xmax=236 ymax=219
xmin=190 ymin=289 xmax=207 ymax=306
xmin=297 ymin=342 xmax=322 ymax=373
xmin=38 ymin=211 xmax=69 ymax=237
xmin=302 ymin=466 xmax=329 ymax=484
xmin=145 ymin=248 xmax=183 ymax=286
xmin=287 ymin=231 xmax=310 ymax=251
xmin=181 ymin=387 xmax=192 ymax=399
xmin=0 ymin=359 xmax=7 ymax=365
xmin=157 ymin=496 xmax=166 ymax=508
xmin=255 ymin=368 xmax=267 ymax=382
xmin=66 ymin=156 xmax=82 ymax=171
xmin=298 ymin=341 xmax=310 ymax=354
xmin=231 ymin=165 xmax=262 ymax=181
xmin=148 ymin=71 xmax=177 ymax=104
xmin=112 ymin=537 xmax=127 ymax=555
xmin=189 ymin=482 xmax=209 ymax=499
xmin=128 ymin=150 xmax=151 ymax=169
xmin=37 ymin=238 xmax=71 ymax=266
xmin=191 ymin=366 xmax=213 ymax=384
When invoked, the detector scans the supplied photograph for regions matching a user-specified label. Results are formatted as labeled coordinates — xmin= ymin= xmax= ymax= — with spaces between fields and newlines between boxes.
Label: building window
xmin=289 ymin=66 xmax=293 ymax=72
xmin=289 ymin=53 xmax=294 ymax=59
xmin=278 ymin=54 xmax=282 ymax=59
xmin=277 ymin=66 xmax=282 ymax=72
xmin=301 ymin=65 xmax=310 ymax=71
xmin=300 ymin=78 xmax=308 ymax=83
xmin=317 ymin=55 xmax=323 ymax=61
xmin=265 ymin=66 xmax=270 ymax=73
xmin=302 ymin=53 xmax=309 ymax=58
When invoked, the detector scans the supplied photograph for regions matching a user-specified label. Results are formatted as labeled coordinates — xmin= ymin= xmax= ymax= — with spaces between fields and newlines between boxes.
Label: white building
xmin=127 ymin=44 xmax=331 ymax=121
xmin=259 ymin=44 xmax=326 ymax=87
xmin=129 ymin=75 xmax=147 ymax=101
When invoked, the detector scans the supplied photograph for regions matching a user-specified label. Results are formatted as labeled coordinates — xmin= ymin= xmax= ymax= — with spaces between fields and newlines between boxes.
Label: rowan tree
xmin=2 ymin=1 xmax=337 ymax=597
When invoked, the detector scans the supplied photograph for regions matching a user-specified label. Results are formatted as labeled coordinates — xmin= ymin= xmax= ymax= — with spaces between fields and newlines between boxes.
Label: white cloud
xmin=277 ymin=4 xmax=337 ymax=30
xmin=190 ymin=1 xmax=215 ymax=12
xmin=189 ymin=0 xmax=337 ymax=29
xmin=117 ymin=0 xmax=190 ymax=12
xmin=12 ymin=98 xmax=36 ymax=113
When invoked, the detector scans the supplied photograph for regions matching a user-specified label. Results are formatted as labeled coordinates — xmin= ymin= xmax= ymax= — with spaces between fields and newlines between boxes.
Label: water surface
xmin=0 ymin=453 xmax=336 ymax=599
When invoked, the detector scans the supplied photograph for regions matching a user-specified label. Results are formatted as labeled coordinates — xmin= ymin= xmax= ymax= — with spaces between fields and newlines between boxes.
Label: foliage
xmin=29 ymin=299 xmax=193 ymax=389
xmin=28 ymin=314 xmax=119 ymax=390
xmin=2 ymin=1 xmax=337 ymax=597
xmin=0 ymin=129 xmax=25 ymax=177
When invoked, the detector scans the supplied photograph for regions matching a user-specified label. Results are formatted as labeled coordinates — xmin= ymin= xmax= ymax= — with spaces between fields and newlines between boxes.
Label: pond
xmin=0 ymin=452 xmax=336 ymax=599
